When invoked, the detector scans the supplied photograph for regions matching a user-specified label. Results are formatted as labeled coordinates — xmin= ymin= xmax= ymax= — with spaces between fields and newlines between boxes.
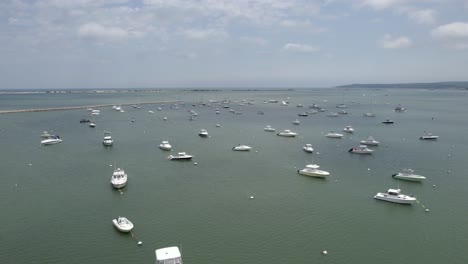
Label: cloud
xmin=181 ymin=29 xmax=229 ymax=40
xmin=380 ymin=34 xmax=412 ymax=49
xmin=431 ymin=22 xmax=468 ymax=49
xmin=358 ymin=0 xmax=407 ymax=10
xmin=239 ymin=36 xmax=268 ymax=46
xmin=283 ymin=43 xmax=320 ymax=53
xmin=77 ymin=23 xmax=130 ymax=40
xmin=279 ymin=20 xmax=327 ymax=33
xmin=407 ymin=9 xmax=436 ymax=25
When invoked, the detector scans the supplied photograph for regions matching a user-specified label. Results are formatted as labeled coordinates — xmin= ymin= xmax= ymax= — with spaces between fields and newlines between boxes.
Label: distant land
xmin=335 ymin=81 xmax=468 ymax=90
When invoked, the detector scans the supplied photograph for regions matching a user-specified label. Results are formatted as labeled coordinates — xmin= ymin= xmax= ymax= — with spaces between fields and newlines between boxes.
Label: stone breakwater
xmin=0 ymin=101 xmax=182 ymax=114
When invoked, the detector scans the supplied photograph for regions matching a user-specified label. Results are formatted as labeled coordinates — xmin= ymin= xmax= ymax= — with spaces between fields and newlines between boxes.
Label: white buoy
xmin=425 ymin=209 xmax=430 ymax=212
xmin=194 ymin=162 xmax=198 ymax=165
xmin=109 ymin=164 xmax=113 ymax=167
xmin=316 ymin=152 xmax=320 ymax=155
xmin=250 ymin=196 xmax=254 ymax=199
xmin=29 ymin=163 xmax=32 ymax=166
xmin=138 ymin=241 xmax=143 ymax=245
xmin=432 ymin=184 xmax=436 ymax=187
xmin=367 ymin=168 xmax=371 ymax=171
xmin=322 ymin=250 xmax=328 ymax=255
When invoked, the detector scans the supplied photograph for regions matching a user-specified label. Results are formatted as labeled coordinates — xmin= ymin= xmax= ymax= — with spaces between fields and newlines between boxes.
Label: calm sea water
xmin=1 ymin=89 xmax=467 ymax=264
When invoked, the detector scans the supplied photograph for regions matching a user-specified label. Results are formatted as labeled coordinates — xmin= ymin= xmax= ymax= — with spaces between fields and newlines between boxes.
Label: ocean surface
xmin=1 ymin=89 xmax=467 ymax=264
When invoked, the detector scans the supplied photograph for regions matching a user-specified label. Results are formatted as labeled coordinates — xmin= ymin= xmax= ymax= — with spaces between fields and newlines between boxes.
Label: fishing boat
xmin=168 ymin=152 xmax=193 ymax=160
xmin=419 ymin=132 xmax=439 ymax=140
xmin=102 ymin=132 xmax=113 ymax=146
xmin=112 ymin=216 xmax=134 ymax=232
xmin=374 ymin=189 xmax=416 ymax=204
xmin=392 ymin=169 xmax=426 ymax=182
xmin=159 ymin=141 xmax=172 ymax=151
xmin=297 ymin=164 xmax=330 ymax=178
xmin=111 ymin=168 xmax=127 ymax=188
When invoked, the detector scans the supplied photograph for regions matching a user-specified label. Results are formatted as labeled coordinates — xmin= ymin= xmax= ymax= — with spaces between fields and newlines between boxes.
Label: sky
xmin=1 ymin=0 xmax=468 ymax=89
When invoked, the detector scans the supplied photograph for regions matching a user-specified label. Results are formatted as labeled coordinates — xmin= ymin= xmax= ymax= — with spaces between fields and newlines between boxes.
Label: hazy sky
xmin=1 ymin=0 xmax=468 ymax=89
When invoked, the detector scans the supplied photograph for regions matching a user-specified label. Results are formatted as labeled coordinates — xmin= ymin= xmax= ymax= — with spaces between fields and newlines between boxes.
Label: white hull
xmin=159 ymin=145 xmax=172 ymax=151
xmin=264 ymin=128 xmax=276 ymax=132
xmin=374 ymin=193 xmax=416 ymax=204
xmin=392 ymin=173 xmax=426 ymax=182
xmin=326 ymin=134 xmax=343 ymax=138
xmin=298 ymin=169 xmax=329 ymax=178
xmin=112 ymin=218 xmax=134 ymax=232
xmin=233 ymin=145 xmax=252 ymax=151
xmin=420 ymin=136 xmax=438 ymax=140
xmin=103 ymin=141 xmax=113 ymax=146
xmin=303 ymin=148 xmax=314 ymax=153
xmin=41 ymin=139 xmax=62 ymax=145
xmin=360 ymin=140 xmax=379 ymax=146
xmin=112 ymin=181 xmax=127 ymax=188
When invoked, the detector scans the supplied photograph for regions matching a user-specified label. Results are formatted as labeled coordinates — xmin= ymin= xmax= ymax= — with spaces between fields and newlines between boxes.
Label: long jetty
xmin=0 ymin=101 xmax=183 ymax=114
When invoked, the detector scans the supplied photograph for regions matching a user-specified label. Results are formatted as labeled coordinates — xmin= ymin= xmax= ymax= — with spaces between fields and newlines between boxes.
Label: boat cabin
xmin=155 ymin=247 xmax=182 ymax=264
xmin=387 ymin=189 xmax=400 ymax=196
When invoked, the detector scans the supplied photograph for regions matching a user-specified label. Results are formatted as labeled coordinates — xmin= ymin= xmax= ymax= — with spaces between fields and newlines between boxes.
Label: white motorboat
xmin=336 ymin=103 xmax=347 ymax=108
xmin=89 ymin=122 xmax=96 ymax=128
xmin=419 ymin=132 xmax=439 ymax=140
xmin=168 ymin=152 xmax=193 ymax=160
xmin=155 ymin=246 xmax=183 ymax=264
xmin=327 ymin=112 xmax=339 ymax=117
xmin=41 ymin=135 xmax=62 ymax=145
xmin=264 ymin=125 xmax=276 ymax=132
xmin=277 ymin=130 xmax=297 ymax=137
xmin=111 ymin=168 xmax=127 ymax=188
xmin=303 ymin=144 xmax=314 ymax=153
xmin=292 ymin=119 xmax=300 ymax=125
xmin=343 ymin=126 xmax=354 ymax=133
xmin=394 ymin=104 xmax=406 ymax=112
xmin=114 ymin=106 xmax=122 ymax=111
xmin=41 ymin=131 xmax=51 ymax=138
xmin=103 ymin=132 xmax=113 ymax=146
xmin=159 ymin=141 xmax=172 ymax=151
xmin=360 ymin=136 xmax=380 ymax=146
xmin=363 ymin=112 xmax=376 ymax=117
xmin=298 ymin=164 xmax=330 ymax=178
xmin=112 ymin=216 xmax=134 ymax=232
xmin=232 ymin=144 xmax=252 ymax=151
xmin=298 ymin=112 xmax=308 ymax=117
xmin=163 ymin=117 xmax=168 ymax=121
xmin=325 ymin=131 xmax=343 ymax=138
xmin=198 ymin=129 xmax=209 ymax=137
xmin=338 ymin=110 xmax=348 ymax=115
xmin=392 ymin=169 xmax=426 ymax=182
xmin=374 ymin=189 xmax=416 ymax=204
xmin=348 ymin=145 xmax=373 ymax=154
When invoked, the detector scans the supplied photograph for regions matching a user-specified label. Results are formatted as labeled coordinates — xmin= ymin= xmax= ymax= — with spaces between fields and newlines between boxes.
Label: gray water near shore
xmin=1 ymin=89 xmax=467 ymax=264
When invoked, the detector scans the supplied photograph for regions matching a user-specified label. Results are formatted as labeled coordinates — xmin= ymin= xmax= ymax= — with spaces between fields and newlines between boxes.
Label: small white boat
xmin=103 ymin=132 xmax=113 ymax=146
xmin=303 ymin=144 xmax=314 ymax=153
xmin=360 ymin=136 xmax=380 ymax=146
xmin=363 ymin=112 xmax=376 ymax=117
xmin=419 ymin=132 xmax=439 ymax=140
xmin=89 ymin=122 xmax=96 ymax=128
xmin=343 ymin=126 xmax=354 ymax=133
xmin=198 ymin=129 xmax=209 ymax=137
xmin=336 ymin=103 xmax=347 ymax=108
xmin=292 ymin=119 xmax=300 ymax=125
xmin=232 ymin=144 xmax=252 ymax=151
xmin=374 ymin=189 xmax=416 ymax=204
xmin=148 ymin=110 xmax=155 ymax=114
xmin=327 ymin=112 xmax=339 ymax=117
xmin=216 ymin=124 xmax=221 ymax=127
xmin=392 ymin=169 xmax=426 ymax=182
xmin=41 ymin=131 xmax=51 ymax=138
xmin=338 ymin=110 xmax=348 ymax=115
xmin=114 ymin=106 xmax=122 ymax=111
xmin=264 ymin=125 xmax=276 ymax=132
xmin=155 ymin=246 xmax=183 ymax=264
xmin=326 ymin=131 xmax=343 ymax=138
xmin=277 ymin=130 xmax=297 ymax=137
xmin=298 ymin=164 xmax=330 ymax=178
xmin=112 ymin=216 xmax=134 ymax=232
xmin=159 ymin=141 xmax=172 ymax=151
xmin=348 ymin=145 xmax=373 ymax=154
xmin=298 ymin=112 xmax=308 ymax=117
xmin=168 ymin=152 xmax=193 ymax=160
xmin=111 ymin=168 xmax=127 ymax=188
xmin=41 ymin=135 xmax=62 ymax=145
xmin=394 ymin=104 xmax=406 ymax=112
xmin=163 ymin=117 xmax=168 ymax=121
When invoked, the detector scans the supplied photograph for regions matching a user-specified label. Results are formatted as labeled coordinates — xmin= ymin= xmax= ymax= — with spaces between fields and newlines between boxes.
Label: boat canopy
xmin=155 ymin=247 xmax=182 ymax=263
xmin=306 ymin=164 xmax=320 ymax=169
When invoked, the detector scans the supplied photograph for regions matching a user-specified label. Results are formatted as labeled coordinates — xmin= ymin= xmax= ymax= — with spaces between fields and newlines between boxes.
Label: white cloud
xmin=181 ymin=29 xmax=229 ymax=40
xmin=77 ymin=23 xmax=129 ymax=40
xmin=358 ymin=0 xmax=407 ymax=10
xmin=283 ymin=43 xmax=320 ymax=53
xmin=407 ymin=9 xmax=436 ymax=25
xmin=279 ymin=20 xmax=327 ymax=33
xmin=431 ymin=22 xmax=468 ymax=50
xmin=380 ymin=34 xmax=412 ymax=49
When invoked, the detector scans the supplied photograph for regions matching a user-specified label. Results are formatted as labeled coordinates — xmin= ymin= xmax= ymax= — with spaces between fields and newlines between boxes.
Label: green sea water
xmin=1 ymin=89 xmax=467 ymax=264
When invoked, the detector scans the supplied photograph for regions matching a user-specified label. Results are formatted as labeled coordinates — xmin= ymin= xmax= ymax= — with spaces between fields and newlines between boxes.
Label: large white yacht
xmin=103 ymin=132 xmax=113 ymax=146
xmin=232 ymin=144 xmax=252 ymax=151
xmin=419 ymin=132 xmax=439 ymax=140
xmin=277 ymin=130 xmax=297 ymax=137
xmin=41 ymin=135 xmax=62 ymax=145
xmin=112 ymin=216 xmax=134 ymax=232
xmin=168 ymin=152 xmax=193 ymax=160
xmin=111 ymin=168 xmax=127 ymax=189
xmin=325 ymin=131 xmax=343 ymax=138
xmin=392 ymin=169 xmax=426 ymax=182
xmin=297 ymin=164 xmax=330 ymax=178
xmin=159 ymin=141 xmax=172 ymax=151
xmin=360 ymin=136 xmax=380 ymax=146
xmin=374 ymin=189 xmax=416 ymax=204
xmin=155 ymin=246 xmax=183 ymax=264
xmin=303 ymin=144 xmax=314 ymax=153
xmin=264 ymin=125 xmax=276 ymax=132
xmin=348 ymin=145 xmax=373 ymax=154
